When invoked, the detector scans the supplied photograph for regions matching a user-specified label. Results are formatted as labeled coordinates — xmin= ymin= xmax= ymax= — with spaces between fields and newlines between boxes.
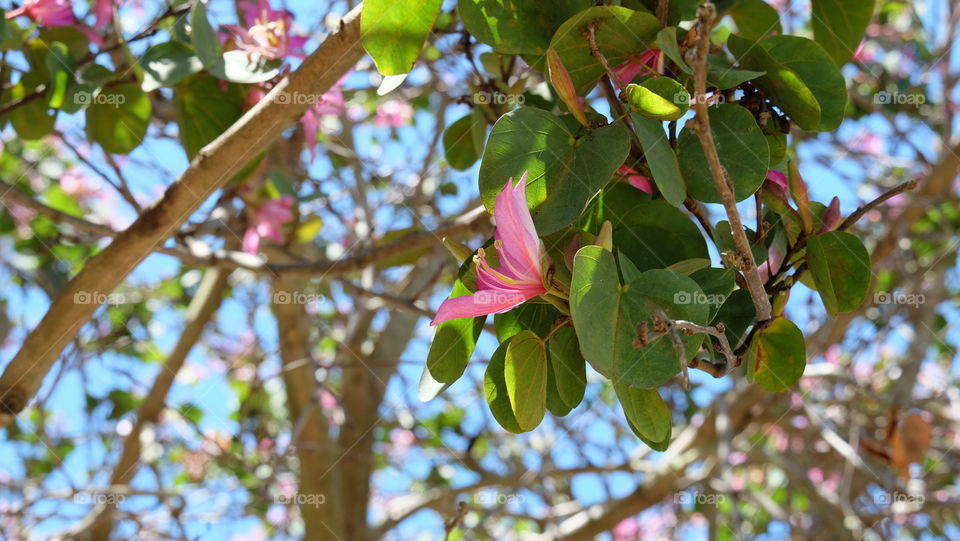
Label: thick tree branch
xmin=0 ymin=5 xmax=363 ymax=425
xmin=689 ymin=3 xmax=772 ymax=322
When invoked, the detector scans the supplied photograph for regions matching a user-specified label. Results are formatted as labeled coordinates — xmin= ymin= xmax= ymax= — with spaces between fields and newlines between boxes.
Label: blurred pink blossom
xmin=374 ymin=99 xmax=414 ymax=128
xmin=300 ymin=75 xmax=347 ymax=161
xmin=5 ymin=0 xmax=74 ymax=27
xmin=243 ymin=195 xmax=294 ymax=254
xmin=612 ymin=516 xmax=640 ymax=541
xmin=850 ymin=129 xmax=883 ymax=155
xmin=60 ymin=169 xmax=102 ymax=199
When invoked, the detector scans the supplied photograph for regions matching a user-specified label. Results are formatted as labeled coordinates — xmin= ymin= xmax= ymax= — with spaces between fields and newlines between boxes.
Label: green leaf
xmin=811 ymin=0 xmax=876 ymax=66
xmin=584 ymin=183 xmax=708 ymax=271
xmin=208 ymin=50 xmax=281 ymax=84
xmin=173 ymin=74 xmax=245 ymax=159
xmin=44 ymin=42 xmax=74 ymax=109
xmin=85 ymin=83 xmax=151 ymax=154
xmin=657 ymin=27 xmax=764 ymax=90
xmin=418 ymin=362 xmax=453 ymax=402
xmin=190 ymin=1 xmax=222 ymax=69
xmin=427 ymin=273 xmax=485 ymax=383
xmin=678 ymin=103 xmax=769 ymax=203
xmin=713 ymin=288 xmax=756 ymax=345
xmin=458 ymin=0 xmax=590 ymax=56
xmin=806 ymin=230 xmax=871 ymax=316
xmin=549 ymin=6 xmax=661 ymax=94
xmin=36 ymin=27 xmax=90 ymax=59
xmin=690 ymin=267 xmax=735 ymax=318
xmin=728 ymin=0 xmax=782 ymax=41
xmin=570 ymin=246 xmax=709 ymax=388
xmin=746 ymin=316 xmax=806 ymax=392
xmin=45 ymin=184 xmax=84 ymax=217
xmin=505 ymin=330 xmax=548 ymax=432
xmin=631 ymin=114 xmax=686 ymax=206
xmin=443 ymin=113 xmax=483 ymax=170
xmin=494 ymin=302 xmax=559 ymax=342
xmin=625 ymin=77 xmax=688 ymax=121
xmin=615 ymin=383 xmax=671 ymax=444
xmin=479 ymin=107 xmax=630 ymax=234
xmin=140 ymin=41 xmax=204 ymax=92
xmin=548 ymin=325 xmax=586 ymax=410
xmin=361 ymin=0 xmax=442 ymax=75
xmin=6 ymin=75 xmax=55 ymax=140
xmin=727 ymin=34 xmax=846 ymax=131
xmin=484 ymin=339 xmax=523 ymax=433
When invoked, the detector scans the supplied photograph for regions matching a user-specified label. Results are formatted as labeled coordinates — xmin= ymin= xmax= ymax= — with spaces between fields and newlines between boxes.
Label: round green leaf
xmin=806 ymin=230 xmax=871 ymax=316
xmin=728 ymin=34 xmax=846 ymax=131
xmin=570 ymin=246 xmax=709 ymax=388
xmin=549 ymin=6 xmax=661 ymax=94
xmin=484 ymin=340 xmax=524 ymax=433
xmin=504 ymin=331 xmax=548 ymax=432
xmin=811 ymin=0 xmax=876 ymax=66
xmin=728 ymin=0 xmax=782 ymax=41
xmin=173 ymin=74 xmax=244 ymax=159
xmin=747 ymin=316 xmax=806 ymax=392
xmin=428 ymin=261 xmax=486 ymax=383
xmin=85 ymin=83 xmax=151 ymax=154
xmin=631 ymin=114 xmax=686 ymax=206
xmin=615 ymin=383 xmax=671 ymax=443
xmin=140 ymin=41 xmax=204 ymax=92
xmin=361 ymin=0 xmax=442 ymax=75
xmin=548 ymin=325 xmax=586 ymax=410
xmin=458 ymin=0 xmax=590 ymax=56
xmin=479 ymin=107 xmax=630 ymax=233
xmin=7 ymin=75 xmax=55 ymax=140
xmin=678 ymin=103 xmax=769 ymax=203
xmin=443 ymin=113 xmax=483 ymax=170
xmin=584 ymin=184 xmax=708 ymax=271
xmin=190 ymin=1 xmax=222 ymax=69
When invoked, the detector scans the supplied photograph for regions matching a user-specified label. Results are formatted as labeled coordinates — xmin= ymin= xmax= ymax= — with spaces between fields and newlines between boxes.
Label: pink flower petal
xmin=430 ymin=291 xmax=528 ymax=325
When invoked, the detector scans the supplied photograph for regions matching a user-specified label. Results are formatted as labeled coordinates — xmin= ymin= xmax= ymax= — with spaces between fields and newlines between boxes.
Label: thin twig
xmin=689 ymin=3 xmax=772 ymax=322
xmin=838 ymin=179 xmax=919 ymax=232
xmin=642 ymin=311 xmax=739 ymax=381
xmin=583 ymin=20 xmax=624 ymax=90
xmin=444 ymin=501 xmax=468 ymax=540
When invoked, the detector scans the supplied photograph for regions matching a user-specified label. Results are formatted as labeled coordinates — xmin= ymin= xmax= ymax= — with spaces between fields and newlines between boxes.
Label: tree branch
xmin=85 ymin=267 xmax=232 ymax=540
xmin=0 ymin=4 xmax=364 ymax=426
xmin=689 ymin=3 xmax=772 ymax=322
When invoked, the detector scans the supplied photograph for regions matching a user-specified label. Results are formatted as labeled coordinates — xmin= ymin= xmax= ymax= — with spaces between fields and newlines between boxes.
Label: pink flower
xmin=853 ymin=41 xmax=874 ymax=63
xmin=226 ymin=0 xmax=307 ymax=60
xmin=612 ymin=517 xmax=640 ymax=541
xmin=617 ymin=165 xmax=653 ymax=194
xmin=60 ymin=168 xmax=101 ymax=199
xmin=374 ymin=99 xmax=413 ymax=128
xmin=614 ymin=48 xmax=664 ymax=84
xmin=850 ymin=129 xmax=883 ymax=155
xmin=431 ymin=173 xmax=547 ymax=325
xmin=242 ymin=195 xmax=294 ymax=254
xmin=300 ymin=75 xmax=347 ymax=161
xmin=6 ymin=0 xmax=74 ymax=26
xmin=93 ymin=0 xmax=113 ymax=28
